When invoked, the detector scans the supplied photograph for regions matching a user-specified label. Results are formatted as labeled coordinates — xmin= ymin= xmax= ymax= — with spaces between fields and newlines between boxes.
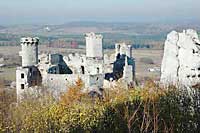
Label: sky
xmin=0 ymin=0 xmax=199 ymax=25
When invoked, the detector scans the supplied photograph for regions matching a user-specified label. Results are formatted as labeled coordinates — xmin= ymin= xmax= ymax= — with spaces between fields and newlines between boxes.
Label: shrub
xmin=1 ymin=80 xmax=200 ymax=132
xmin=0 ymin=79 xmax=16 ymax=132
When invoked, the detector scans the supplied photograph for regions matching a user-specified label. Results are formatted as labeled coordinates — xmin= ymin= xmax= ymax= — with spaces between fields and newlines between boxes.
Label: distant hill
xmin=0 ymin=22 xmax=199 ymax=49
xmin=0 ymin=22 xmax=200 ymax=35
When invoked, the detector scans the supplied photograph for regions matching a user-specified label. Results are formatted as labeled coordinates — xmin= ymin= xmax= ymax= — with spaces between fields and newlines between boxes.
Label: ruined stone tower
xmin=112 ymin=42 xmax=135 ymax=83
xmin=19 ymin=37 xmax=39 ymax=67
xmin=16 ymin=37 xmax=41 ymax=101
xmin=85 ymin=32 xmax=103 ymax=58
xmin=115 ymin=43 xmax=132 ymax=58
xmin=85 ymin=32 xmax=104 ymax=89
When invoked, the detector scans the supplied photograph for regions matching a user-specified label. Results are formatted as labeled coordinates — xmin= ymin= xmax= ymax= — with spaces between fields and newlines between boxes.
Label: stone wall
xmin=43 ymin=74 xmax=83 ymax=93
xmin=16 ymin=66 xmax=42 ymax=101
xmin=42 ymin=73 xmax=104 ymax=95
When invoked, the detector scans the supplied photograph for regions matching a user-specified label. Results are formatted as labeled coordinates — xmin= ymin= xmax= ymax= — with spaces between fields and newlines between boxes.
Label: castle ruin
xmin=16 ymin=33 xmax=135 ymax=101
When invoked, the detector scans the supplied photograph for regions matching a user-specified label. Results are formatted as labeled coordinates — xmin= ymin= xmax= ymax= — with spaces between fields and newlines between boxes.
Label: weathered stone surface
xmin=161 ymin=29 xmax=200 ymax=86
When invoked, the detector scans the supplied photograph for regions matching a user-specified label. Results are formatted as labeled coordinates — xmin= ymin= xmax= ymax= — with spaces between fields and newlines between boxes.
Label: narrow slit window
xmin=81 ymin=66 xmax=85 ymax=74
xmin=21 ymin=84 xmax=25 ymax=89
xmin=97 ymin=67 xmax=100 ymax=74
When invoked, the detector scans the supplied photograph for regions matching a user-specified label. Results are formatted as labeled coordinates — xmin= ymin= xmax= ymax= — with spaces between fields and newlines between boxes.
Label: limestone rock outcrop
xmin=161 ymin=29 xmax=200 ymax=86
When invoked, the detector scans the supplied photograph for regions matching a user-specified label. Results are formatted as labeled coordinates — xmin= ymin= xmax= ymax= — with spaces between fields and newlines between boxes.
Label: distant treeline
xmin=103 ymin=44 xmax=152 ymax=49
xmin=0 ymin=33 xmax=165 ymax=49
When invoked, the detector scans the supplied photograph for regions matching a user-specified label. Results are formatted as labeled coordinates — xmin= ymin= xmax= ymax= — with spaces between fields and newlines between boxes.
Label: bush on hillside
xmin=0 ymin=80 xmax=200 ymax=132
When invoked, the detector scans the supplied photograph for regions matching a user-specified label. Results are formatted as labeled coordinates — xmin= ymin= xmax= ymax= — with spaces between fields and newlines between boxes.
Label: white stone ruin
xmin=161 ymin=29 xmax=200 ymax=86
xmin=16 ymin=33 xmax=136 ymax=101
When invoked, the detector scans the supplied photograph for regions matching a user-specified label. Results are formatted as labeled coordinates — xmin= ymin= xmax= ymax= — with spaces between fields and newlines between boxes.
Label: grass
xmin=0 ymin=67 xmax=16 ymax=81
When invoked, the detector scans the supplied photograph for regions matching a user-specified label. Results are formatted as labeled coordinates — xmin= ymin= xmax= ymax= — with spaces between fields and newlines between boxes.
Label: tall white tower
xmin=19 ymin=37 xmax=39 ymax=67
xmin=85 ymin=32 xmax=103 ymax=58
xmin=16 ymin=37 xmax=41 ymax=101
xmin=85 ymin=32 xmax=104 ymax=75
xmin=85 ymin=32 xmax=104 ymax=89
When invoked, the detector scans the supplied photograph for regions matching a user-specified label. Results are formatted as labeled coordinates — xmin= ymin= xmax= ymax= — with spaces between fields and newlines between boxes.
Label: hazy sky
xmin=0 ymin=0 xmax=199 ymax=25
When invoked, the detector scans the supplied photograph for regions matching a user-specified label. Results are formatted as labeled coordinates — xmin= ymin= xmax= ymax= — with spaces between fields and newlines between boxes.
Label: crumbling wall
xmin=16 ymin=66 xmax=42 ymax=101
xmin=38 ymin=53 xmax=72 ymax=75
xmin=85 ymin=74 xmax=104 ymax=89
xmin=43 ymin=74 xmax=85 ymax=95
xmin=85 ymin=58 xmax=104 ymax=75
xmin=123 ymin=57 xmax=133 ymax=83
xmin=63 ymin=53 xmax=85 ymax=74
xmin=42 ymin=73 xmax=104 ymax=95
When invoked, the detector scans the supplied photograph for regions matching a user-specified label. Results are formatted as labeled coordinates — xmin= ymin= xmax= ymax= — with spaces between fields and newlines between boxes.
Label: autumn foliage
xmin=0 ymin=79 xmax=200 ymax=132
xmin=60 ymin=77 xmax=84 ymax=106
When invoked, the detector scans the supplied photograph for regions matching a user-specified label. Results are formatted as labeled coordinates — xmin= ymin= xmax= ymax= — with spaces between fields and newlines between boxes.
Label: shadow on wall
xmin=28 ymin=66 xmax=42 ymax=87
xmin=105 ymin=53 xmax=135 ymax=81
xmin=47 ymin=54 xmax=73 ymax=74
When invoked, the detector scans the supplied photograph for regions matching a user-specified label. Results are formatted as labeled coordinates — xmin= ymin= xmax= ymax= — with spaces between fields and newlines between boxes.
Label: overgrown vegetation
xmin=0 ymin=79 xmax=200 ymax=132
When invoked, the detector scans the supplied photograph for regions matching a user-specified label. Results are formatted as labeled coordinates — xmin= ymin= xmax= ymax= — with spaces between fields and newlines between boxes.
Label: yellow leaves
xmin=2 ymin=78 xmax=187 ymax=132
xmin=76 ymin=77 xmax=84 ymax=88
xmin=60 ymin=77 xmax=84 ymax=106
xmin=104 ymin=80 xmax=167 ymax=107
xmin=140 ymin=80 xmax=166 ymax=102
